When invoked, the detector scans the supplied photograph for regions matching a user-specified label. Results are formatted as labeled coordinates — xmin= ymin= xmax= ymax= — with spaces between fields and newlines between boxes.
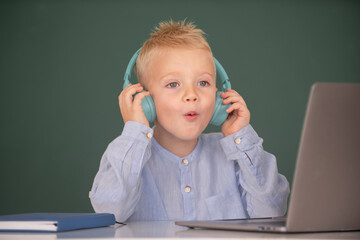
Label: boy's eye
xmin=198 ymin=81 xmax=209 ymax=87
xmin=167 ymin=82 xmax=179 ymax=88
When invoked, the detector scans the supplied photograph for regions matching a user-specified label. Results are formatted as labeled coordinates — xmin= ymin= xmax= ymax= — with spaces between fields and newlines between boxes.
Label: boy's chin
xmin=178 ymin=133 xmax=201 ymax=142
xmin=154 ymin=119 xmax=209 ymax=141
xmin=176 ymin=127 xmax=207 ymax=141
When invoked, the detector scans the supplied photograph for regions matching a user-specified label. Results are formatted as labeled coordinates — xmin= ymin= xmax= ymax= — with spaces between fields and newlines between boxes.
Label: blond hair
xmin=135 ymin=19 xmax=213 ymax=83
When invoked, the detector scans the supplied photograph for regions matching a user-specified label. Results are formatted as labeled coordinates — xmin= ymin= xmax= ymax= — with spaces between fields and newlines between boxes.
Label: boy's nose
xmin=185 ymin=95 xmax=198 ymax=102
xmin=183 ymin=88 xmax=199 ymax=102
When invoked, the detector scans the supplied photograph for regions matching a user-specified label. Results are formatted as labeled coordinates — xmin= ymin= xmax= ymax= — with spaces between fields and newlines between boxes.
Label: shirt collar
xmin=151 ymin=136 xmax=202 ymax=165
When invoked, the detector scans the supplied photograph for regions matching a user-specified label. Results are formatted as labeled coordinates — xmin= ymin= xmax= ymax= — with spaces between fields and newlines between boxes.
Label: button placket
xmin=179 ymin=157 xmax=195 ymax=220
xmin=180 ymin=159 xmax=191 ymax=193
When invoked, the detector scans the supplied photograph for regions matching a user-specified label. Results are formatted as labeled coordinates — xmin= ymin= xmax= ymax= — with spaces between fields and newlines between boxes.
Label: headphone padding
xmin=141 ymin=94 xmax=156 ymax=123
xmin=210 ymin=91 xmax=229 ymax=126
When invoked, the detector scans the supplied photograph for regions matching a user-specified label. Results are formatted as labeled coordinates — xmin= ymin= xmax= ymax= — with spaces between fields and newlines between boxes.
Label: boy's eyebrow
xmin=199 ymin=72 xmax=215 ymax=79
xmin=159 ymin=72 xmax=181 ymax=79
xmin=159 ymin=71 xmax=215 ymax=80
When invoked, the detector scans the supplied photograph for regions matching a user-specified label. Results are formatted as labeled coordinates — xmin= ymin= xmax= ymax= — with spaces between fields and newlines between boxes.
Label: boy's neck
xmin=153 ymin=125 xmax=198 ymax=158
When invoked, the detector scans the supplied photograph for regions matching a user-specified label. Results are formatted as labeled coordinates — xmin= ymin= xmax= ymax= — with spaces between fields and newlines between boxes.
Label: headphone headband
xmin=123 ymin=48 xmax=231 ymax=91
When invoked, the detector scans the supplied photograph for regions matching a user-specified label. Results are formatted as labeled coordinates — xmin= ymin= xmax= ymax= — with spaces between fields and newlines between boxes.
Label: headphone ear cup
xmin=140 ymin=94 xmax=156 ymax=123
xmin=210 ymin=91 xmax=230 ymax=126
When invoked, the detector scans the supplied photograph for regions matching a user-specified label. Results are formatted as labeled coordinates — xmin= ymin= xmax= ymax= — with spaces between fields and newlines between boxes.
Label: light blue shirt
xmin=90 ymin=121 xmax=289 ymax=222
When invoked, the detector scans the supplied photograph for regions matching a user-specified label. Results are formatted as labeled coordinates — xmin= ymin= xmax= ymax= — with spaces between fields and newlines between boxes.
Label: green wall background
xmin=1 ymin=0 xmax=359 ymax=215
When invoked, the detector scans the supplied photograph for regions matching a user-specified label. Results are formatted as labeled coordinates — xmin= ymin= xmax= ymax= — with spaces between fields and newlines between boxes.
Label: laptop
xmin=176 ymin=82 xmax=360 ymax=233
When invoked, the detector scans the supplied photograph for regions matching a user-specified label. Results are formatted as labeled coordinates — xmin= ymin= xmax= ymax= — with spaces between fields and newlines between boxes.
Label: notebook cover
xmin=0 ymin=213 xmax=116 ymax=232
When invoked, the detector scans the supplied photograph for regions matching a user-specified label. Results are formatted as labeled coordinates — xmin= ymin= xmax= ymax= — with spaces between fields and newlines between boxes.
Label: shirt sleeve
xmin=220 ymin=124 xmax=290 ymax=218
xmin=89 ymin=121 xmax=153 ymax=222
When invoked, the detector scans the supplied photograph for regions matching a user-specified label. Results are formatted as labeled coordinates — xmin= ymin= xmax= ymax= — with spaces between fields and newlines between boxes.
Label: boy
xmin=90 ymin=20 xmax=289 ymax=222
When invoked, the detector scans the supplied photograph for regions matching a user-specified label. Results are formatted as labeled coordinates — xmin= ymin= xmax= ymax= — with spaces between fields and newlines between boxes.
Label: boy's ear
xmin=142 ymin=79 xmax=152 ymax=92
xmin=141 ymin=83 xmax=149 ymax=91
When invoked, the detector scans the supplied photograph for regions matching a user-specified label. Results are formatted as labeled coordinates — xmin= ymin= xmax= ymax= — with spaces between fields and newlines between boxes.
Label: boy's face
xmin=146 ymin=47 xmax=217 ymax=143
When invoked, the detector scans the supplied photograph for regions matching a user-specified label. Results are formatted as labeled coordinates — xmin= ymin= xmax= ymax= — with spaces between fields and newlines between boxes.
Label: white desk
xmin=0 ymin=221 xmax=359 ymax=240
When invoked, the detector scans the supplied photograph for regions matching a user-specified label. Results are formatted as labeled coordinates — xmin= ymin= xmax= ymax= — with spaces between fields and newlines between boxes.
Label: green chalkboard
xmin=1 ymin=0 xmax=359 ymax=215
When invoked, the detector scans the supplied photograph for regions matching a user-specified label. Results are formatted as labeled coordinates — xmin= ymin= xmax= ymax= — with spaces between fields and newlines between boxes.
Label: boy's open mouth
xmin=185 ymin=111 xmax=198 ymax=121
xmin=185 ymin=111 xmax=198 ymax=116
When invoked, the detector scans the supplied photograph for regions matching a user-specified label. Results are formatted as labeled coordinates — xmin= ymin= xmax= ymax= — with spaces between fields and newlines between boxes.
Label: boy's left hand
xmin=220 ymin=89 xmax=250 ymax=137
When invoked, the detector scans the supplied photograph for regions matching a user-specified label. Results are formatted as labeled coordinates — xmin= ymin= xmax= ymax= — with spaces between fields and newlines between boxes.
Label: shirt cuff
xmin=220 ymin=124 xmax=262 ymax=160
xmin=121 ymin=121 xmax=154 ymax=142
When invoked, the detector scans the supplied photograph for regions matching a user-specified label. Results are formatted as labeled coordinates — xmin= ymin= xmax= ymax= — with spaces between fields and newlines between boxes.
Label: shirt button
xmin=184 ymin=186 xmax=191 ymax=193
xmin=182 ymin=159 xmax=189 ymax=165
xmin=146 ymin=132 xmax=152 ymax=139
xmin=234 ymin=137 xmax=241 ymax=145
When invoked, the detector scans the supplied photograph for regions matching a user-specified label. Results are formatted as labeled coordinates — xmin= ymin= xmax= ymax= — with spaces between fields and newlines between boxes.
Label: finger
xmin=226 ymin=89 xmax=238 ymax=94
xmin=122 ymin=83 xmax=141 ymax=93
xmin=222 ymin=95 xmax=247 ymax=106
xmin=221 ymin=93 xmax=237 ymax=104
xmin=125 ymin=84 xmax=144 ymax=97
xmin=224 ymin=89 xmax=238 ymax=95
xmin=120 ymin=84 xmax=144 ymax=105
xmin=222 ymin=95 xmax=242 ymax=105
xmin=226 ymin=102 xmax=247 ymax=114
xmin=133 ymin=91 xmax=150 ymax=106
xmin=226 ymin=103 xmax=241 ymax=113
xmin=220 ymin=90 xmax=242 ymax=100
xmin=120 ymin=83 xmax=140 ymax=99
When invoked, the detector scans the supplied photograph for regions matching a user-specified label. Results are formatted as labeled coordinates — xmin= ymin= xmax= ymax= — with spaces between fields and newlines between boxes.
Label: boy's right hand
xmin=119 ymin=83 xmax=151 ymax=127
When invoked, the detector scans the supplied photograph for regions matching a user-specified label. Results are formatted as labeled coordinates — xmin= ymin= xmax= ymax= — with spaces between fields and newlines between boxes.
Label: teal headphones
xmin=123 ymin=48 xmax=232 ymax=126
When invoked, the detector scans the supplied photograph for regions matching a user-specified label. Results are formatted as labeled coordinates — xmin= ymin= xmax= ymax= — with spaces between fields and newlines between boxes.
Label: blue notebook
xmin=0 ymin=213 xmax=116 ymax=232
